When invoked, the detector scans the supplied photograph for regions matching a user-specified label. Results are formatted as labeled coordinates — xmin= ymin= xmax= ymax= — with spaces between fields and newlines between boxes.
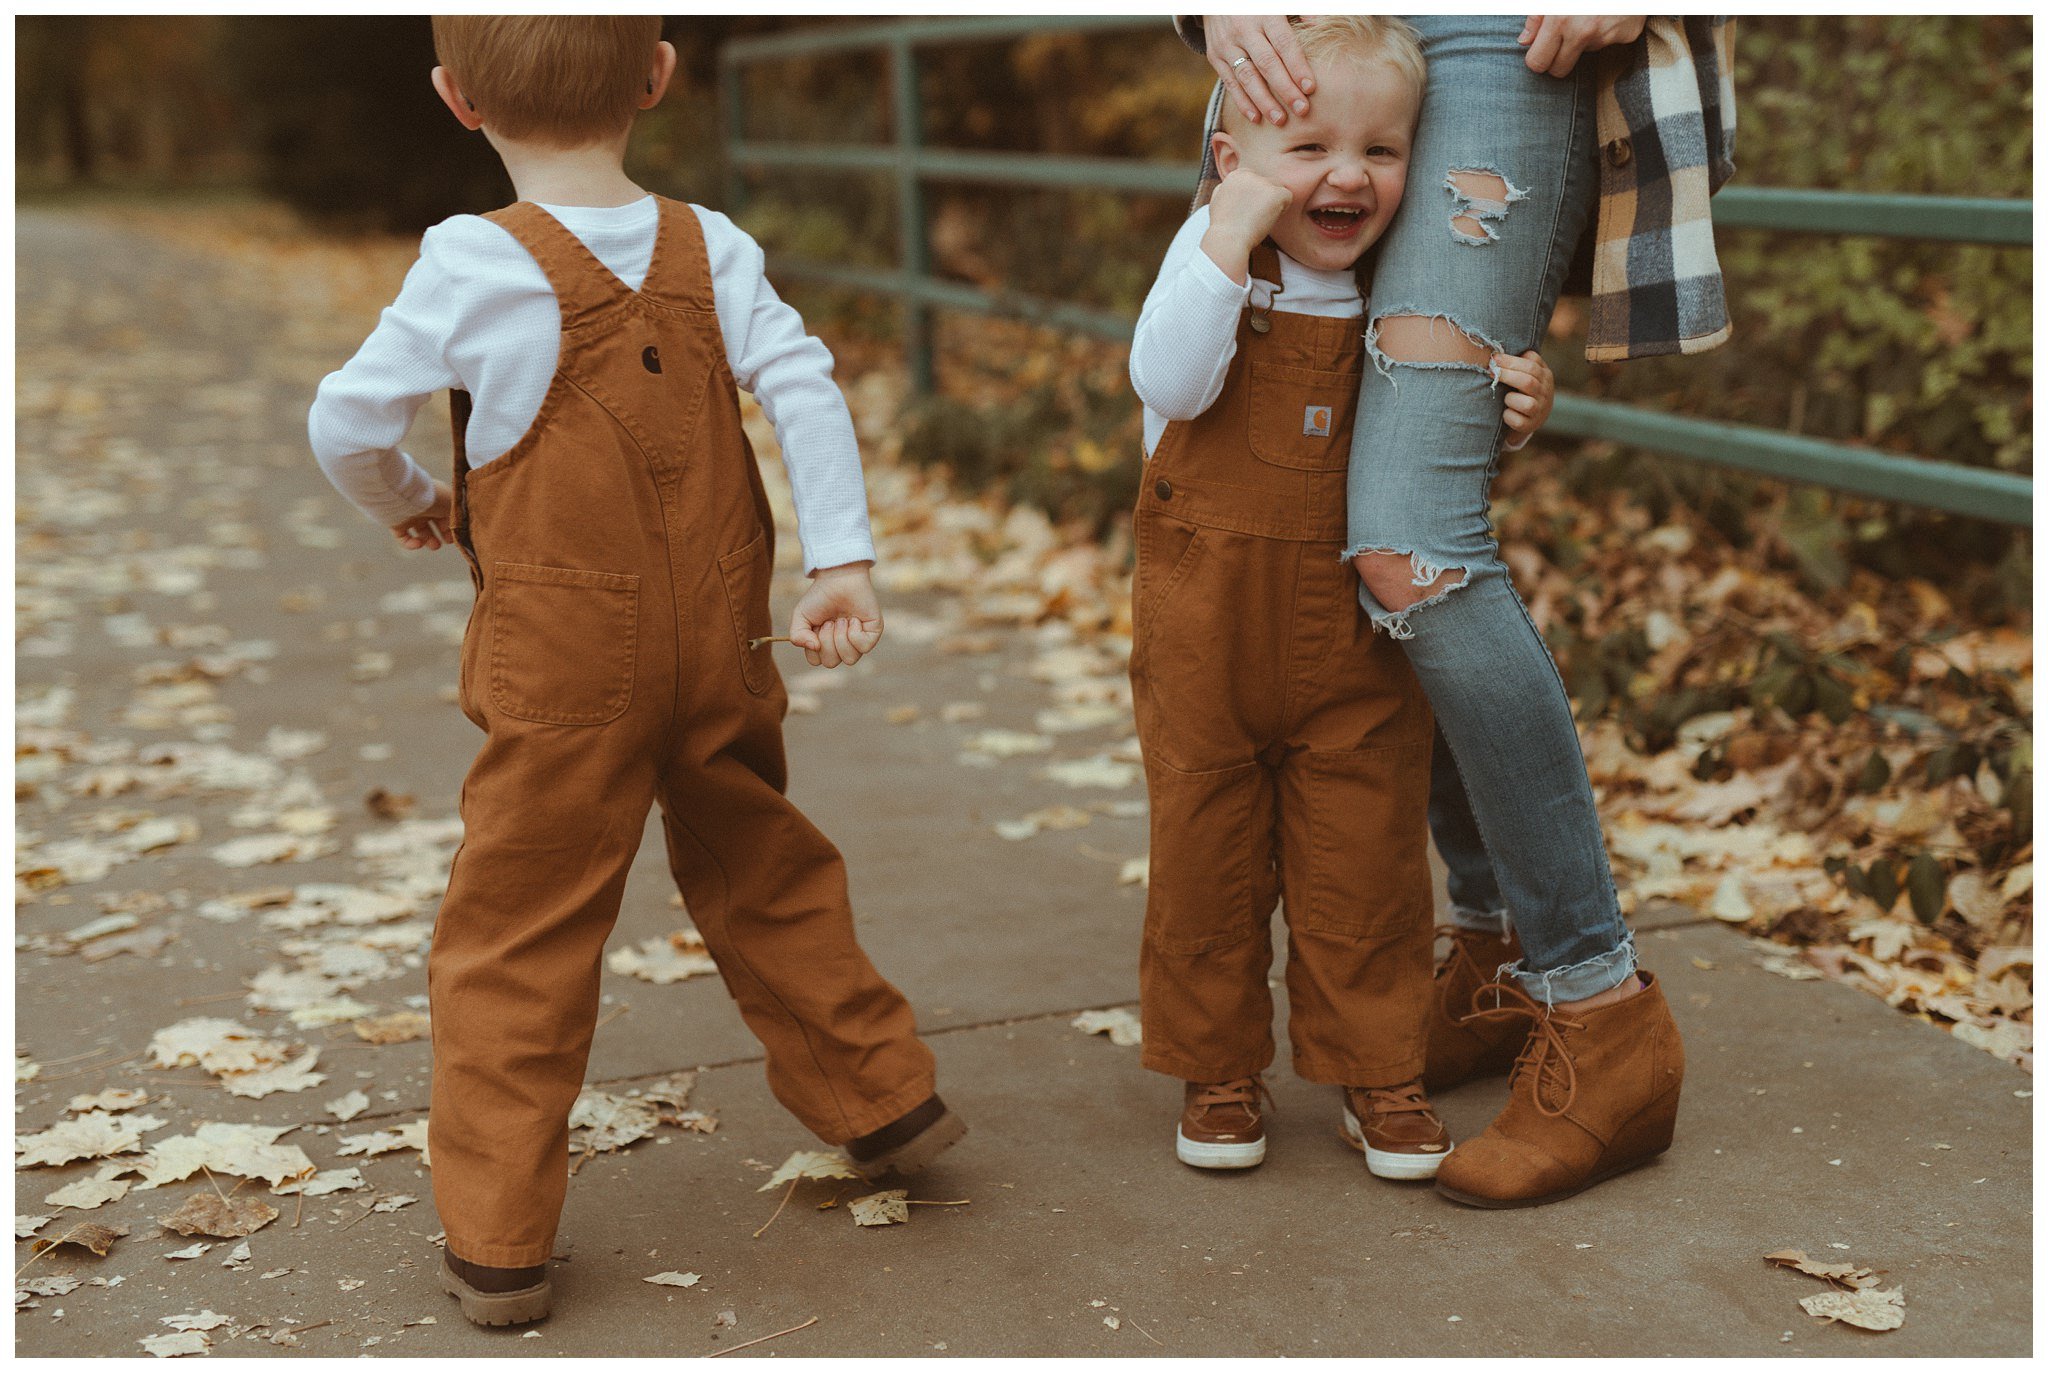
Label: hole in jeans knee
xmin=1352 ymin=549 xmax=1469 ymax=614
xmin=1369 ymin=314 xmax=1499 ymax=370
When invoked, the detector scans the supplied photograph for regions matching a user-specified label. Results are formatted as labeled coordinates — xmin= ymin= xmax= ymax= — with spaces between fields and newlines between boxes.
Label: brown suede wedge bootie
xmin=1423 ymin=923 xmax=1527 ymax=1092
xmin=1434 ymin=970 xmax=1683 ymax=1209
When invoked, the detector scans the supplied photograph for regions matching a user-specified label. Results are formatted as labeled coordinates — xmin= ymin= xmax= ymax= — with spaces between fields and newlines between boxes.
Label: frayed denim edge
xmin=1445 ymin=166 xmax=1530 ymax=246
xmin=1363 ymin=308 xmax=1509 ymax=392
xmin=1498 ymin=932 xmax=1640 ymax=1007
xmin=1338 ymin=544 xmax=1472 ymax=641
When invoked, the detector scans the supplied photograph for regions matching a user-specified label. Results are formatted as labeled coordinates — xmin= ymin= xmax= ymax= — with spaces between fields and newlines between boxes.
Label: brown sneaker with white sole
xmin=439 ymin=1251 xmax=551 ymax=1327
xmin=1176 ymin=1076 xmax=1271 ymax=1170
xmin=1340 ymin=1080 xmax=1454 ymax=1180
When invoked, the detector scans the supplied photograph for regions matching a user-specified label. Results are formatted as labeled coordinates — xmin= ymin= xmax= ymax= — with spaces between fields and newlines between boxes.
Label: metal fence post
xmin=890 ymin=37 xmax=934 ymax=395
xmin=718 ymin=55 xmax=747 ymax=219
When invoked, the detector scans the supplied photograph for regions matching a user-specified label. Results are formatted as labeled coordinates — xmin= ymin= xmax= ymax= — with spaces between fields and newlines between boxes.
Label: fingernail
xmin=1269 ymin=110 xmax=1283 ymax=123
xmin=1292 ymin=99 xmax=1307 ymax=114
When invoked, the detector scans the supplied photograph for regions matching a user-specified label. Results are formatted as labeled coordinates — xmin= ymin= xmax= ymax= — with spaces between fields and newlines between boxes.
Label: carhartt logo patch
xmin=642 ymin=345 xmax=662 ymax=374
xmin=1303 ymin=404 xmax=1332 ymax=438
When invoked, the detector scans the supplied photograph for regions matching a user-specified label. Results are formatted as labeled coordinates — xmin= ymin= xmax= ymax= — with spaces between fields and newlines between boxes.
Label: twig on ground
xmin=905 ymin=1199 xmax=971 ymax=1207
xmin=339 ymin=1196 xmax=381 ymax=1232
xmin=752 ymin=1178 xmax=799 ymax=1240
xmin=287 ymin=1320 xmax=332 ymax=1337
xmin=1128 ymin=1318 xmax=1164 ymax=1347
xmin=38 ymin=1050 xmax=144 ymax=1083
xmin=706 ymin=1315 xmax=818 ymax=1357
xmin=593 ymin=1004 xmax=630 ymax=1033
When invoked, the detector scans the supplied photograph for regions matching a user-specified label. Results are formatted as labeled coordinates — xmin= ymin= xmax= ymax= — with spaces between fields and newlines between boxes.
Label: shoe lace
xmin=1355 ymin=1079 xmax=1437 ymax=1119
xmin=1458 ymin=981 xmax=1584 ymax=1118
xmin=1431 ymin=924 xmax=1467 ymax=982
xmin=1191 ymin=1075 xmax=1273 ymax=1121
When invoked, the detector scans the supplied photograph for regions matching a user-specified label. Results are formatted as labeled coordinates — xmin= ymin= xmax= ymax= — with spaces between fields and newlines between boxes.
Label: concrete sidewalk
xmin=12 ymin=207 xmax=2033 ymax=1358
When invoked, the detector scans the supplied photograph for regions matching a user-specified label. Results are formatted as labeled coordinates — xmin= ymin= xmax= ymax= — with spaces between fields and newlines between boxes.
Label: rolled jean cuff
xmin=1448 ymin=904 xmax=1512 ymax=938
xmin=1508 ymin=932 xmax=1638 ymax=1006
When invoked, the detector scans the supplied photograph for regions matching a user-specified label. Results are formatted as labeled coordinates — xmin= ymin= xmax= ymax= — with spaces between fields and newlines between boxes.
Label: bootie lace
xmin=1457 ymin=982 xmax=1585 ymax=1117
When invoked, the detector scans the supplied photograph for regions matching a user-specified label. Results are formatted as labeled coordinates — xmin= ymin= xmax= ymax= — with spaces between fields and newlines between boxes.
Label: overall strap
xmin=634 ymin=197 xmax=718 ymax=314
xmin=1246 ymin=238 xmax=1285 ymax=334
xmin=483 ymin=201 xmax=634 ymax=332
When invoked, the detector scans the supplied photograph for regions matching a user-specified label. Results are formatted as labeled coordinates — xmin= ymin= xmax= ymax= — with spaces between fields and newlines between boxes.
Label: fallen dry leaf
xmin=1799 ymin=1286 xmax=1905 ymax=1332
xmin=66 ymin=1089 xmax=151 ymax=1114
xmin=645 ymin=1271 xmax=702 ymax=1288
xmin=607 ymin=929 xmax=717 ymax=985
xmin=757 ymin=1149 xmax=862 ymax=1192
xmin=1765 ymin=1249 xmax=1879 ymax=1289
xmin=44 ymin=1168 xmax=132 ymax=1212
xmin=30 ymin=1220 xmax=128 ymax=1257
xmin=16 ymin=1111 xmax=166 ymax=1168
xmin=138 ymin=1331 xmax=210 ymax=1358
xmin=161 ymin=1310 xmax=234 ymax=1331
xmin=326 ymin=1090 xmax=370 ymax=1122
xmin=1072 ymin=1008 xmax=1143 ymax=1047
xmin=352 ymin=1010 xmax=429 ymax=1044
xmin=849 ymin=1189 xmax=910 ymax=1227
xmin=158 ymin=1192 xmax=279 ymax=1240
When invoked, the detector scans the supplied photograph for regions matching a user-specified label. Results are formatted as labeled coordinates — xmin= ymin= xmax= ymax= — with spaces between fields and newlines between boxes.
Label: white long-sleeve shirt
xmin=308 ymin=196 xmax=874 ymax=574
xmin=1130 ymin=206 xmax=1363 ymax=459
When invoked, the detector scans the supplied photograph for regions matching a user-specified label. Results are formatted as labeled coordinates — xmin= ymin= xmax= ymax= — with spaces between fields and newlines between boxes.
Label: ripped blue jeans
xmin=1345 ymin=15 xmax=1635 ymax=1003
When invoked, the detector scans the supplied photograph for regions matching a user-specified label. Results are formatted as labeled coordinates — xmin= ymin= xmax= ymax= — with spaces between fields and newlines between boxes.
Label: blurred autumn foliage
xmin=15 ymin=16 xmax=2034 ymax=1049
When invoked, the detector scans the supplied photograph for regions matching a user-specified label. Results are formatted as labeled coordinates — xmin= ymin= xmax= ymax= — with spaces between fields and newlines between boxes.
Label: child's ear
xmin=1210 ymin=131 xmax=1241 ymax=178
xmin=431 ymin=66 xmax=484 ymax=131
xmin=643 ymin=40 xmax=679 ymax=108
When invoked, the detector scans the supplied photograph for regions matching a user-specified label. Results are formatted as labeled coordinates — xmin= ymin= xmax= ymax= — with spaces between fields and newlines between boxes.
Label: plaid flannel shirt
xmin=1179 ymin=17 xmax=1738 ymax=362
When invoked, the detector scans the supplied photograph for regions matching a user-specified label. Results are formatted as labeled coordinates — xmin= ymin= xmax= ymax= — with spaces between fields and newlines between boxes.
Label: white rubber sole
xmin=1175 ymin=1127 xmax=1266 ymax=1170
xmin=1341 ymin=1108 xmax=1453 ymax=1180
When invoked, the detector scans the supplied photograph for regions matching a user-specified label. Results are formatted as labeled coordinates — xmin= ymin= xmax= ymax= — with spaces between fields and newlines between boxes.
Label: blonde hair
xmin=432 ymin=16 xmax=664 ymax=148
xmin=1217 ymin=15 xmax=1426 ymax=137
xmin=1294 ymin=14 xmax=1426 ymax=100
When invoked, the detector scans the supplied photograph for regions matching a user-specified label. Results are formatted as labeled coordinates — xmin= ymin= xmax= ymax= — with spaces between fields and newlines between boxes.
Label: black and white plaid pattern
xmin=1177 ymin=17 xmax=1738 ymax=363
xmin=1584 ymin=17 xmax=1737 ymax=361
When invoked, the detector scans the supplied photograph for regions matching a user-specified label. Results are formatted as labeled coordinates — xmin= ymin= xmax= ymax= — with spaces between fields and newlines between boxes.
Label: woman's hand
xmin=1517 ymin=16 xmax=1646 ymax=77
xmin=1200 ymin=15 xmax=1317 ymax=126
xmin=1493 ymin=350 xmax=1555 ymax=453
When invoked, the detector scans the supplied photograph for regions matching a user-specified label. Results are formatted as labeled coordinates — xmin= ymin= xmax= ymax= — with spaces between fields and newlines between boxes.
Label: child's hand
xmin=1202 ymin=169 xmax=1293 ymax=282
xmin=391 ymin=480 xmax=455 ymax=551
xmin=789 ymin=561 xmax=883 ymax=669
xmin=1493 ymin=350 xmax=1555 ymax=453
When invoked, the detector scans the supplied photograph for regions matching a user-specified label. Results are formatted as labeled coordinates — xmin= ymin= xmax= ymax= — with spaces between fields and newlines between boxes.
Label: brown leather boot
xmin=1434 ymin=970 xmax=1683 ymax=1209
xmin=1424 ymin=923 xmax=1528 ymax=1092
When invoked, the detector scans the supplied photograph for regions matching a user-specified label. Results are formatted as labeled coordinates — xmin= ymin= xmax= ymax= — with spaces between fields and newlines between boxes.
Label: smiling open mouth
xmin=1308 ymin=205 xmax=1366 ymax=236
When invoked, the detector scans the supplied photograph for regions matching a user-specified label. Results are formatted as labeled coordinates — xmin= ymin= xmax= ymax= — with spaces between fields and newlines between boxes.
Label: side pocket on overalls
xmin=487 ymin=562 xmax=640 ymax=725
xmin=716 ymin=529 xmax=776 ymax=697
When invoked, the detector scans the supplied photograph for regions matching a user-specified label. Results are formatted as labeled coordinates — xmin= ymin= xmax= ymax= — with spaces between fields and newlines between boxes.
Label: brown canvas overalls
xmin=434 ymin=198 xmax=935 ymax=1268
xmin=1130 ymin=243 xmax=1436 ymax=1090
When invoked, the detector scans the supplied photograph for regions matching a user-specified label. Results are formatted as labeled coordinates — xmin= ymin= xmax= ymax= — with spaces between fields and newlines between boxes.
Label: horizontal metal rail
xmin=722 ymin=19 xmax=2034 ymax=522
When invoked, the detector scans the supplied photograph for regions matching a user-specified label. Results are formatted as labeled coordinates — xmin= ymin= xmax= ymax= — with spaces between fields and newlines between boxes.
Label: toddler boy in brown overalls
xmin=307 ymin=18 xmax=960 ymax=1326
xmin=1128 ymin=16 xmax=1555 ymax=1180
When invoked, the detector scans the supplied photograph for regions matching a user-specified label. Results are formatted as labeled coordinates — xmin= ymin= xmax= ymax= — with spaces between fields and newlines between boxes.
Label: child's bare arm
xmin=1493 ymin=350 xmax=1555 ymax=452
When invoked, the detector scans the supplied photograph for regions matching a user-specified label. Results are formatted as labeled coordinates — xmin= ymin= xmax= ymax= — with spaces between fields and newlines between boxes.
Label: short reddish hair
xmin=432 ymin=16 xmax=664 ymax=147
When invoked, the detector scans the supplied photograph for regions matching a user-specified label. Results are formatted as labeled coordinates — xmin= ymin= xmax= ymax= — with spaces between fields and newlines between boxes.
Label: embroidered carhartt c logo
xmin=1303 ymin=404 xmax=1332 ymax=437
xmin=642 ymin=345 xmax=662 ymax=374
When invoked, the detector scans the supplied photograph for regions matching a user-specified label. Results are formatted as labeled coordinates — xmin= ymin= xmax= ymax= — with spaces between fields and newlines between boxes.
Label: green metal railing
xmin=720 ymin=16 xmax=2033 ymax=524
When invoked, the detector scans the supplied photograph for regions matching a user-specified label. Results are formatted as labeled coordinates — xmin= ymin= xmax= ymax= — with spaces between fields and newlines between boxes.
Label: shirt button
xmin=1607 ymin=137 xmax=1633 ymax=168
xmin=1154 ymin=479 xmax=1173 ymax=501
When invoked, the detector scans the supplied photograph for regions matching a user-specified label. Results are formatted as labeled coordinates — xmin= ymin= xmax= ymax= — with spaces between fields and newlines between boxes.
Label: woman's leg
xmin=1352 ymin=17 xmax=1632 ymax=1002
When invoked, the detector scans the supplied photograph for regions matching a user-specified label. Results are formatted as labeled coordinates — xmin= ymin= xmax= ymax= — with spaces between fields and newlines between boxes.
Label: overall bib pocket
xmin=716 ymin=529 xmax=777 ymax=696
xmin=486 ymin=562 xmax=640 ymax=725
xmin=1246 ymin=362 xmax=1359 ymax=472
